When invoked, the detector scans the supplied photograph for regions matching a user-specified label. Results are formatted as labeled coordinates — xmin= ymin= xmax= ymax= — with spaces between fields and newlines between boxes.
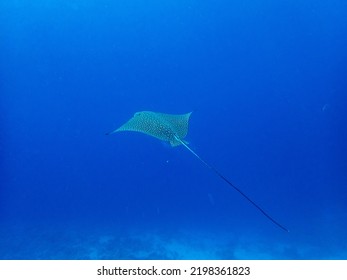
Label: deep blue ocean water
xmin=1 ymin=0 xmax=346 ymax=259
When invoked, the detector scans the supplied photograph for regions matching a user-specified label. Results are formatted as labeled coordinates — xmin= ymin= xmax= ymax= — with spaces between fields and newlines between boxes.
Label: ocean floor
xmin=1 ymin=222 xmax=346 ymax=260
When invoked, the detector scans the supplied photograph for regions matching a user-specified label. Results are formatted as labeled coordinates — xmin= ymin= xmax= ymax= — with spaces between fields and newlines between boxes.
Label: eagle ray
xmin=107 ymin=111 xmax=289 ymax=232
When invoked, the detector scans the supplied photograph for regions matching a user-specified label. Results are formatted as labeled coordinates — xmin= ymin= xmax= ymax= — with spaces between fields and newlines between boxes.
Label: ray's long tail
xmin=175 ymin=136 xmax=289 ymax=232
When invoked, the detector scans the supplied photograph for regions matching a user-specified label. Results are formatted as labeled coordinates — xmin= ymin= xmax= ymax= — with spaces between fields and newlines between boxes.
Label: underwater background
xmin=1 ymin=0 xmax=346 ymax=259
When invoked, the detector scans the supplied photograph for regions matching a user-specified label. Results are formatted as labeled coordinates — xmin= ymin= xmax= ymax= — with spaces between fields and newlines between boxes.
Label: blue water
xmin=1 ymin=0 xmax=347 ymax=259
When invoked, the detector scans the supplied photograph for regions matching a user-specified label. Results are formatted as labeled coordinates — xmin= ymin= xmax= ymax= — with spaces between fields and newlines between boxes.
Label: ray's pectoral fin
xmin=105 ymin=129 xmax=116 ymax=135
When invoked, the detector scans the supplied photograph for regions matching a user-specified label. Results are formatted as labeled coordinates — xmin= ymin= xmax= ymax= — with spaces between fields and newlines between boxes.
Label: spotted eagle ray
xmin=107 ymin=111 xmax=289 ymax=232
